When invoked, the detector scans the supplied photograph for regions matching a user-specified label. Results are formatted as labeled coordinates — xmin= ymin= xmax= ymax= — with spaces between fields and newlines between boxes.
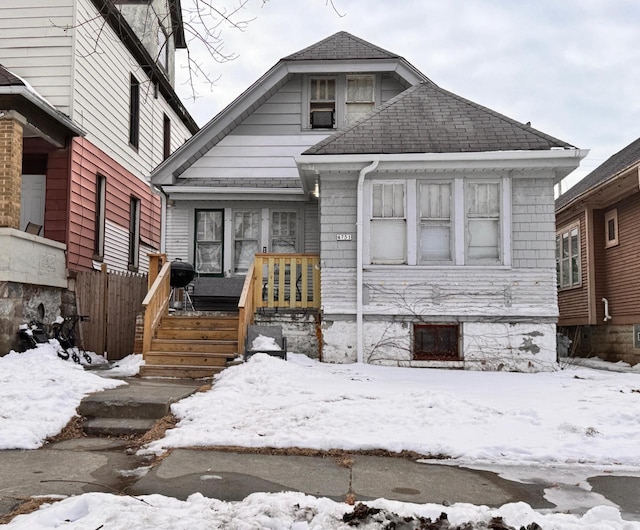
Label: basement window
xmin=413 ymin=324 xmax=460 ymax=361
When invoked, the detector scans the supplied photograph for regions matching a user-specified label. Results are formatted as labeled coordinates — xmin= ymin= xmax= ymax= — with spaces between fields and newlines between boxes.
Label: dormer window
xmin=310 ymin=78 xmax=335 ymax=129
xmin=345 ymin=75 xmax=374 ymax=126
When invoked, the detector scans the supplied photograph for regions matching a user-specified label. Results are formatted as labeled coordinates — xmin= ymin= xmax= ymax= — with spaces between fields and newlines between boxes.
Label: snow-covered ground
xmin=3 ymin=347 xmax=640 ymax=528
xmin=145 ymin=353 xmax=640 ymax=471
xmin=4 ymin=491 xmax=640 ymax=529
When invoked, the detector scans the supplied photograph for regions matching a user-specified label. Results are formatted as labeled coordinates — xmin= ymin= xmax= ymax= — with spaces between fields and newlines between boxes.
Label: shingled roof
xmin=0 ymin=64 xmax=25 ymax=87
xmin=283 ymin=31 xmax=400 ymax=61
xmin=556 ymin=136 xmax=640 ymax=210
xmin=304 ymin=82 xmax=574 ymax=156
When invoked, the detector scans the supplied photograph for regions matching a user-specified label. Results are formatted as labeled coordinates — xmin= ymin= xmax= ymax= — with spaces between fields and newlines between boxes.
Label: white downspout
xmin=602 ymin=298 xmax=612 ymax=321
xmin=356 ymin=159 xmax=379 ymax=363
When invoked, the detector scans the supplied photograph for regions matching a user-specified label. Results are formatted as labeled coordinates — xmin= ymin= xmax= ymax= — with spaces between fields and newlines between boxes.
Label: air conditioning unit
xmin=311 ymin=110 xmax=334 ymax=129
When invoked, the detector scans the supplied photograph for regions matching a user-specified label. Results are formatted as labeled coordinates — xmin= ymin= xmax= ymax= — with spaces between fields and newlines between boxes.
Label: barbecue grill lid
xmin=170 ymin=260 xmax=195 ymax=288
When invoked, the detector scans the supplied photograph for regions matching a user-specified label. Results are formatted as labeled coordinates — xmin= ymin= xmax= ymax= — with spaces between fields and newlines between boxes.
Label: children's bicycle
xmin=51 ymin=315 xmax=92 ymax=364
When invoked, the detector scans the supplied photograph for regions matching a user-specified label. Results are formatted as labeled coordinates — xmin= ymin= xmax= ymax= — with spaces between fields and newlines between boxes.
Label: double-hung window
xmin=129 ymin=74 xmax=140 ymax=148
xmin=371 ymin=182 xmax=406 ymax=264
xmin=271 ymin=211 xmax=298 ymax=253
xmin=345 ymin=75 xmax=374 ymax=126
xmin=309 ymin=78 xmax=335 ymax=129
xmin=94 ymin=174 xmax=106 ymax=260
xmin=419 ymin=182 xmax=452 ymax=262
xmin=465 ymin=181 xmax=500 ymax=261
xmin=234 ymin=211 xmax=260 ymax=273
xmin=556 ymin=225 xmax=580 ymax=289
xmin=195 ymin=210 xmax=223 ymax=275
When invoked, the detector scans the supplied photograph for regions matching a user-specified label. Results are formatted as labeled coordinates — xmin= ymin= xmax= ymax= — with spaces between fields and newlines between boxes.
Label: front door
xmin=195 ymin=209 xmax=224 ymax=276
xmin=20 ymin=174 xmax=46 ymax=232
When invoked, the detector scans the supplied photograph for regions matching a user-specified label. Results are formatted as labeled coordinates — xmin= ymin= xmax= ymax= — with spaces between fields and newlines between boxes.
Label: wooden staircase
xmin=140 ymin=314 xmax=240 ymax=378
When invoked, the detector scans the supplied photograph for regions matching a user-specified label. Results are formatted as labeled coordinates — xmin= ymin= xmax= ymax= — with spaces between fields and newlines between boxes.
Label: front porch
xmin=140 ymin=253 xmax=320 ymax=377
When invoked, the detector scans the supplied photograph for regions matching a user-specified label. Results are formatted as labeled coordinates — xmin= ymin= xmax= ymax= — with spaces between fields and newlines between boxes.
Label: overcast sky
xmin=174 ymin=0 xmax=640 ymax=192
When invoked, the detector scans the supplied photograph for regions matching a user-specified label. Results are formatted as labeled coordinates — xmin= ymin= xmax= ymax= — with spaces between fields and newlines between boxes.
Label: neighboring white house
xmin=0 ymin=0 xmax=198 ymax=355
xmin=150 ymin=31 xmax=587 ymax=371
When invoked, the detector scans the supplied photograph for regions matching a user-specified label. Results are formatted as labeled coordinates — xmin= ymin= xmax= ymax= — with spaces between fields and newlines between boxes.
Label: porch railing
xmin=141 ymin=257 xmax=171 ymax=356
xmin=237 ymin=253 xmax=320 ymax=355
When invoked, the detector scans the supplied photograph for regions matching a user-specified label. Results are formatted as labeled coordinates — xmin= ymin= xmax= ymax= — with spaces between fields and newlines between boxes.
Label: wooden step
xmin=145 ymin=351 xmax=232 ymax=367
xmin=155 ymin=328 xmax=238 ymax=340
xmin=150 ymin=339 xmax=237 ymax=354
xmin=160 ymin=315 xmax=239 ymax=330
xmin=140 ymin=364 xmax=226 ymax=379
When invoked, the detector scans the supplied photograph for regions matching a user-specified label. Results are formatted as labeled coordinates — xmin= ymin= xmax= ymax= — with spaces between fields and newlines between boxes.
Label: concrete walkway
xmin=1 ymin=376 xmax=640 ymax=522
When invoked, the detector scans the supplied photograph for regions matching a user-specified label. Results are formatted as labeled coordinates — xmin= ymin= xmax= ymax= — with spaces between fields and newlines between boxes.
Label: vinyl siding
xmin=68 ymin=138 xmax=161 ymax=272
xmin=380 ymin=73 xmax=408 ymax=103
xmin=72 ymin=0 xmax=192 ymax=180
xmin=0 ymin=0 xmax=74 ymax=113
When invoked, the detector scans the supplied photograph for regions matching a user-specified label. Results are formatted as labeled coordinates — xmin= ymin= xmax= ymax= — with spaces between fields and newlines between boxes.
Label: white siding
xmin=72 ymin=0 xmax=192 ymax=180
xmin=380 ymin=73 xmax=407 ymax=103
xmin=321 ymin=267 xmax=557 ymax=319
xmin=182 ymin=134 xmax=329 ymax=181
xmin=166 ymin=205 xmax=190 ymax=262
xmin=0 ymin=0 xmax=74 ymax=113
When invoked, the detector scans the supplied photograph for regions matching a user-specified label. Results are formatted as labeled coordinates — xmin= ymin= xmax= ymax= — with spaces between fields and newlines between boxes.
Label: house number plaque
xmin=336 ymin=234 xmax=352 ymax=241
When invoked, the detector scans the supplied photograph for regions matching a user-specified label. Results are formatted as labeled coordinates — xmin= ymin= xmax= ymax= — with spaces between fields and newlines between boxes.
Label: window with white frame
xmin=465 ymin=181 xmax=500 ymax=261
xmin=419 ymin=182 xmax=452 ymax=262
xmin=345 ymin=75 xmax=374 ymax=126
xmin=234 ymin=211 xmax=260 ymax=273
xmin=371 ymin=182 xmax=406 ymax=264
xmin=556 ymin=224 xmax=580 ymax=289
xmin=309 ymin=78 xmax=336 ymax=129
xmin=271 ymin=211 xmax=298 ymax=253
xmin=604 ymin=208 xmax=618 ymax=248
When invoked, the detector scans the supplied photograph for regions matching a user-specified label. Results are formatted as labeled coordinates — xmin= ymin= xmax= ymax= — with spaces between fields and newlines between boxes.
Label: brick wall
xmin=0 ymin=116 xmax=23 ymax=228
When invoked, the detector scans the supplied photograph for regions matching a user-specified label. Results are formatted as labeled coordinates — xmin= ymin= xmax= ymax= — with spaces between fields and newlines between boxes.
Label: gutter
xmin=0 ymin=86 xmax=86 ymax=137
xmin=356 ymin=159 xmax=379 ymax=363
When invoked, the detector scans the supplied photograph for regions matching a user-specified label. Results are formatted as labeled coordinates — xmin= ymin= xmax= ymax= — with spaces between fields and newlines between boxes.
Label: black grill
xmin=170 ymin=260 xmax=195 ymax=288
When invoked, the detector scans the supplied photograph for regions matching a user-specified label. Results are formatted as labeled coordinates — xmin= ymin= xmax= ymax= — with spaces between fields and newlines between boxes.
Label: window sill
xmin=364 ymin=264 xmax=511 ymax=270
xmin=558 ymin=283 xmax=583 ymax=292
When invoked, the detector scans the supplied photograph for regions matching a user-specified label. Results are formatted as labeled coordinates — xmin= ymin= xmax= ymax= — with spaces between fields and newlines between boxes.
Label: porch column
xmin=0 ymin=111 xmax=24 ymax=229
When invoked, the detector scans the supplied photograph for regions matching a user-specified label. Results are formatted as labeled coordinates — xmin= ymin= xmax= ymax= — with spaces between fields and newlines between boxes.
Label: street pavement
xmin=1 ymin=437 xmax=639 ymax=522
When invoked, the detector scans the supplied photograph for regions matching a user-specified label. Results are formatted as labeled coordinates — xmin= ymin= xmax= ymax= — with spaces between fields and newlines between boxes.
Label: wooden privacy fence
xmin=75 ymin=264 xmax=148 ymax=360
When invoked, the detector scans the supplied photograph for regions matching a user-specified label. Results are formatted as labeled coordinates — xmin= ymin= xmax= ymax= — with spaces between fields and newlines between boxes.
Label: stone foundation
xmin=0 ymin=281 xmax=64 ymax=354
xmin=253 ymin=311 xmax=320 ymax=358
xmin=562 ymin=324 xmax=640 ymax=366
xmin=321 ymin=317 xmax=558 ymax=371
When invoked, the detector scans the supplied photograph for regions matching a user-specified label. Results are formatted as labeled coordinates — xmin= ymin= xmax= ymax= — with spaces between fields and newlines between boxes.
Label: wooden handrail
xmin=237 ymin=261 xmax=256 ymax=356
xmin=253 ymin=253 xmax=320 ymax=310
xmin=141 ymin=260 xmax=171 ymax=356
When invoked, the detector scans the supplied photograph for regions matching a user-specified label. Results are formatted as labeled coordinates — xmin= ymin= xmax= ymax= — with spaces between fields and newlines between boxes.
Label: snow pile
xmin=0 ymin=344 xmax=125 ymax=449
xmin=100 ymin=353 xmax=144 ymax=378
xmin=561 ymin=356 xmax=640 ymax=373
xmin=251 ymin=334 xmax=282 ymax=351
xmin=3 ymin=492 xmax=639 ymax=529
xmin=146 ymin=354 xmax=640 ymax=469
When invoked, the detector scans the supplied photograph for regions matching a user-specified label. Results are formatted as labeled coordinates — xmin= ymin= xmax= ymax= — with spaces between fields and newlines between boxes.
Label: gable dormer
xmin=113 ymin=0 xmax=186 ymax=86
